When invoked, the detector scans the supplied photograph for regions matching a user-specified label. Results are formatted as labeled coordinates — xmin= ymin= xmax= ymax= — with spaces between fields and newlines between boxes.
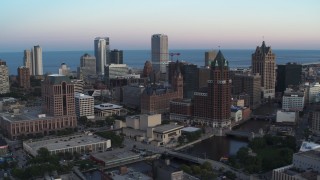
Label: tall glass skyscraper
xmin=94 ymin=37 xmax=110 ymax=75
xmin=151 ymin=34 xmax=168 ymax=74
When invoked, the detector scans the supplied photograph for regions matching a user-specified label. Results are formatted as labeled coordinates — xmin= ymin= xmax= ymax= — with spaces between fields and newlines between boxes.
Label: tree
xmin=237 ymin=147 xmax=249 ymax=163
xmin=180 ymin=164 xmax=192 ymax=174
xmin=79 ymin=116 xmax=88 ymax=125
xmin=201 ymin=161 xmax=212 ymax=171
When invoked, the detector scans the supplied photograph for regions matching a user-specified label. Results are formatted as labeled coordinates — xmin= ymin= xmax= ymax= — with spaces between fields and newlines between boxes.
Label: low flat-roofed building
xmin=94 ymin=103 xmax=124 ymax=117
xmin=276 ymin=110 xmax=298 ymax=124
xmin=148 ymin=124 xmax=184 ymax=145
xmin=23 ymin=134 xmax=111 ymax=157
xmin=0 ymin=108 xmax=77 ymax=140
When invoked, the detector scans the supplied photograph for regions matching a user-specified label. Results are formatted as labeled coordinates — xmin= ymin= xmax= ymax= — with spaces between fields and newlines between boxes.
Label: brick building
xmin=17 ymin=66 xmax=31 ymax=89
xmin=169 ymin=98 xmax=193 ymax=121
xmin=193 ymin=50 xmax=231 ymax=128
xmin=140 ymin=69 xmax=183 ymax=114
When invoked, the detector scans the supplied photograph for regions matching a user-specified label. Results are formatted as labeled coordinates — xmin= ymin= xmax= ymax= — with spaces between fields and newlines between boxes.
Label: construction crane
xmin=169 ymin=52 xmax=181 ymax=61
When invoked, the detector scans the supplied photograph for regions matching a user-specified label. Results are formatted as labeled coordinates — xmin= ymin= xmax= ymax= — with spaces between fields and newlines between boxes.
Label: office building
xmin=75 ymin=93 xmax=94 ymax=119
xmin=193 ymin=51 xmax=231 ymax=128
xmin=252 ymin=41 xmax=276 ymax=98
xmin=151 ymin=34 xmax=168 ymax=74
xmin=32 ymin=45 xmax=43 ymax=75
xmin=311 ymin=111 xmax=320 ymax=135
xmin=308 ymin=82 xmax=320 ymax=103
xmin=282 ymin=89 xmax=304 ymax=111
xmin=23 ymin=49 xmax=32 ymax=75
xmin=17 ymin=66 xmax=31 ymax=89
xmin=231 ymin=73 xmax=261 ymax=109
xmin=0 ymin=60 xmax=10 ymax=94
xmin=170 ymin=98 xmax=193 ymax=121
xmin=78 ymin=53 xmax=96 ymax=84
xmin=58 ymin=63 xmax=70 ymax=76
xmin=198 ymin=67 xmax=211 ymax=89
xmin=94 ymin=37 xmax=110 ymax=75
xmin=205 ymin=50 xmax=217 ymax=67
xmin=42 ymin=74 xmax=76 ymax=117
xmin=141 ymin=69 xmax=183 ymax=114
xmin=168 ymin=61 xmax=199 ymax=99
xmin=110 ymin=49 xmax=123 ymax=64
xmin=276 ymin=63 xmax=302 ymax=93
xmin=94 ymin=103 xmax=124 ymax=117
xmin=122 ymin=84 xmax=145 ymax=109
xmin=71 ymin=79 xmax=84 ymax=94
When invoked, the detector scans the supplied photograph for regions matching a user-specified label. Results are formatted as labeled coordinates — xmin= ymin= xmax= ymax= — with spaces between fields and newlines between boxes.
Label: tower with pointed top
xmin=193 ymin=50 xmax=231 ymax=128
xmin=252 ymin=41 xmax=276 ymax=98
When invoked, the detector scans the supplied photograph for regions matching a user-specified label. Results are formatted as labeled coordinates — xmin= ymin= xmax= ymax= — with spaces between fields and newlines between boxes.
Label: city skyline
xmin=0 ymin=0 xmax=320 ymax=52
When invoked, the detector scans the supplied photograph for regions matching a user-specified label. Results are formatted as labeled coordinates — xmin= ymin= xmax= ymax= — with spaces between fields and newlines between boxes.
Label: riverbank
xmin=175 ymin=133 xmax=215 ymax=151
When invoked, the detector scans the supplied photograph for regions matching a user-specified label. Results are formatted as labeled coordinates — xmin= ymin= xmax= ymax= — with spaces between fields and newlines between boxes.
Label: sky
xmin=0 ymin=0 xmax=320 ymax=52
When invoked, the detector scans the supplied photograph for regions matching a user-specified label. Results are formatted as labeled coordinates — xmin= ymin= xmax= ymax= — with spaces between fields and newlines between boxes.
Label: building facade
xmin=32 ymin=45 xmax=43 ymax=75
xmin=23 ymin=49 xmax=32 ymax=75
xmin=311 ymin=111 xmax=320 ymax=135
xmin=151 ymin=34 xmax=168 ymax=74
xmin=169 ymin=99 xmax=193 ymax=121
xmin=122 ymin=84 xmax=145 ymax=109
xmin=94 ymin=37 xmax=110 ymax=75
xmin=0 ymin=60 xmax=10 ymax=94
xmin=252 ymin=41 xmax=276 ymax=98
xmin=193 ymin=50 xmax=231 ymax=128
xmin=17 ymin=66 xmax=31 ymax=89
xmin=75 ymin=93 xmax=94 ymax=119
xmin=140 ymin=70 xmax=183 ymax=114
xmin=231 ymin=73 xmax=261 ymax=109
xmin=58 ymin=63 xmax=70 ymax=76
xmin=276 ymin=63 xmax=302 ymax=93
xmin=42 ymin=75 xmax=76 ymax=117
xmin=282 ymin=89 xmax=305 ymax=111
xmin=110 ymin=49 xmax=123 ymax=64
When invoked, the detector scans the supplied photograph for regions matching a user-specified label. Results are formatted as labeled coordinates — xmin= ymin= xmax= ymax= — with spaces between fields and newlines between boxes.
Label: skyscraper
xmin=17 ymin=66 xmax=31 ymax=89
xmin=32 ymin=45 xmax=43 ymax=75
xmin=23 ymin=49 xmax=32 ymax=75
xmin=151 ymin=34 xmax=168 ymax=74
xmin=94 ymin=37 xmax=110 ymax=75
xmin=78 ymin=53 xmax=96 ymax=82
xmin=0 ymin=60 xmax=10 ymax=94
xmin=193 ymin=51 xmax=231 ymax=128
xmin=276 ymin=63 xmax=302 ymax=93
xmin=110 ymin=49 xmax=123 ymax=64
xmin=252 ymin=41 xmax=276 ymax=98
xmin=42 ymin=74 xmax=76 ymax=117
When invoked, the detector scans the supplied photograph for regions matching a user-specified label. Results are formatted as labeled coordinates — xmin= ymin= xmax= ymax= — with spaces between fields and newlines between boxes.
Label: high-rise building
xmin=42 ymin=74 xmax=76 ymax=117
xmin=276 ymin=63 xmax=302 ymax=93
xmin=168 ymin=61 xmax=199 ymax=99
xmin=58 ymin=63 xmax=70 ymax=76
xmin=23 ymin=50 xmax=32 ymax=75
xmin=0 ymin=60 xmax=10 ymax=94
xmin=75 ymin=93 xmax=94 ymax=119
xmin=94 ymin=37 xmax=110 ymax=75
xmin=78 ymin=53 xmax=96 ymax=83
xmin=32 ymin=45 xmax=43 ymax=75
xmin=110 ymin=49 xmax=123 ymax=64
xmin=205 ymin=50 xmax=217 ymax=67
xmin=151 ymin=34 xmax=168 ymax=74
xmin=252 ymin=41 xmax=276 ymax=98
xmin=193 ymin=51 xmax=231 ymax=128
xmin=231 ymin=73 xmax=261 ymax=109
xmin=17 ymin=66 xmax=31 ymax=89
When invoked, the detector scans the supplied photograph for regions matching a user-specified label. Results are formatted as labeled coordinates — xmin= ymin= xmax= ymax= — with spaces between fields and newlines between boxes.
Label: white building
xmin=276 ymin=110 xmax=298 ymax=123
xmin=282 ymin=89 xmax=305 ymax=111
xmin=231 ymin=106 xmax=243 ymax=122
xmin=23 ymin=134 xmax=111 ymax=156
xmin=308 ymin=82 xmax=320 ymax=103
xmin=0 ymin=60 xmax=10 ymax=94
xmin=75 ymin=93 xmax=94 ymax=119
xmin=94 ymin=103 xmax=124 ymax=117
xmin=293 ymin=147 xmax=320 ymax=173
xmin=58 ymin=63 xmax=70 ymax=76
xmin=72 ymin=79 xmax=84 ymax=94
xmin=32 ymin=45 xmax=43 ymax=75
xmin=94 ymin=37 xmax=110 ymax=75
xmin=151 ymin=34 xmax=168 ymax=74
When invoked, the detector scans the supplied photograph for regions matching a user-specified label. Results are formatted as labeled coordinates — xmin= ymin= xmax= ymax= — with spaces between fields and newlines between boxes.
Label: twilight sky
xmin=0 ymin=0 xmax=320 ymax=52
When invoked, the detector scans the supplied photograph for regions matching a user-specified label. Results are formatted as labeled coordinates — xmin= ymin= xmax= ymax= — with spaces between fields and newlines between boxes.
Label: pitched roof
xmin=211 ymin=50 xmax=229 ymax=69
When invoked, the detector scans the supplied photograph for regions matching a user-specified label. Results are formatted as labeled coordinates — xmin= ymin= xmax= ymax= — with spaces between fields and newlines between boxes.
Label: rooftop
xmin=107 ymin=168 xmax=151 ymax=180
xmin=0 ymin=107 xmax=55 ymax=122
xmin=94 ymin=103 xmax=122 ymax=110
xmin=153 ymin=124 xmax=184 ymax=133
xmin=24 ymin=134 xmax=109 ymax=152
xmin=75 ymin=93 xmax=93 ymax=99
xmin=295 ymin=147 xmax=320 ymax=161
xmin=46 ymin=74 xmax=71 ymax=85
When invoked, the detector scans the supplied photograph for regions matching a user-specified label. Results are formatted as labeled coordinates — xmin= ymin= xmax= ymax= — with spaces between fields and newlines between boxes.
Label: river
xmin=184 ymin=119 xmax=271 ymax=161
